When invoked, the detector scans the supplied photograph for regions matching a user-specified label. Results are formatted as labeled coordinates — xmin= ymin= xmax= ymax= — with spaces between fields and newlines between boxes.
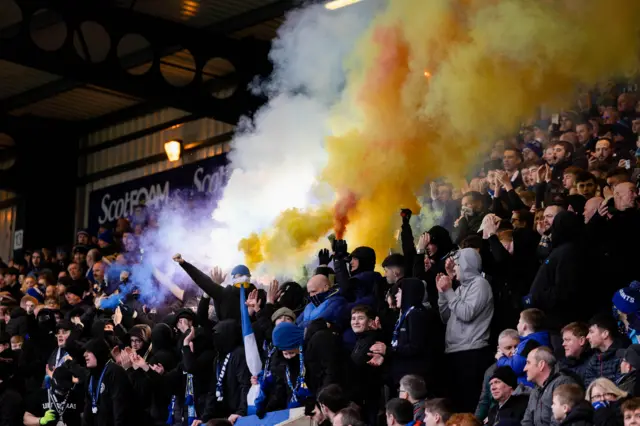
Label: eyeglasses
xmin=590 ymin=393 xmax=616 ymax=402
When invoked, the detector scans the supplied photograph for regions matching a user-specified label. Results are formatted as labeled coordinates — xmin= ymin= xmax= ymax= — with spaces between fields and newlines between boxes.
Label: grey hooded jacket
xmin=438 ymin=248 xmax=494 ymax=354
xmin=521 ymin=370 xmax=578 ymax=426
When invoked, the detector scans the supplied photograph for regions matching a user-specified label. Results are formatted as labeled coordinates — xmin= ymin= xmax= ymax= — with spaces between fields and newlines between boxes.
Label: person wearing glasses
xmin=586 ymin=378 xmax=630 ymax=426
xmin=398 ymin=374 xmax=428 ymax=422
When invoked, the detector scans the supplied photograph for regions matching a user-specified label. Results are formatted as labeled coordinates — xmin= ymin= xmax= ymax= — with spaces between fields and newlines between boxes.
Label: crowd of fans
xmin=1 ymin=89 xmax=640 ymax=426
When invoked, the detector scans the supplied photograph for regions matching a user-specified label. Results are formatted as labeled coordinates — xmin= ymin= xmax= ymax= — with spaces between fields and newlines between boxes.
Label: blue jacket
xmin=497 ymin=331 xmax=550 ymax=387
xmin=297 ymin=290 xmax=347 ymax=329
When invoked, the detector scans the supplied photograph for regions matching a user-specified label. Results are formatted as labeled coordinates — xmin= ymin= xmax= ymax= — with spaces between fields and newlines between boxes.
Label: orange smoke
xmin=239 ymin=0 xmax=640 ymax=272
xmin=333 ymin=192 xmax=358 ymax=239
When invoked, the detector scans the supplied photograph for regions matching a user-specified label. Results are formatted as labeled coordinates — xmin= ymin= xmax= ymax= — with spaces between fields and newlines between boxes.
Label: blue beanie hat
xmin=524 ymin=142 xmax=543 ymax=158
xmin=231 ymin=264 xmax=250 ymax=277
xmin=613 ymin=281 xmax=640 ymax=314
xmin=27 ymin=287 xmax=45 ymax=303
xmin=98 ymin=230 xmax=113 ymax=244
xmin=272 ymin=322 xmax=304 ymax=351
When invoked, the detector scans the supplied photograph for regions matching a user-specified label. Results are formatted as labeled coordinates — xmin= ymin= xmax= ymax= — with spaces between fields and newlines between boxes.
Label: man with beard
xmin=24 ymin=364 xmax=83 ymax=426
xmin=82 ymin=338 xmax=141 ymax=426
xmin=454 ymin=191 xmax=488 ymax=245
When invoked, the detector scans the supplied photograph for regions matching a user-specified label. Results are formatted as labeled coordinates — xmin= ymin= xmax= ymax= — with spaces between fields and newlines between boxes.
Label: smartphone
xmin=624 ymin=160 xmax=631 ymax=170
xmin=551 ymin=114 xmax=560 ymax=125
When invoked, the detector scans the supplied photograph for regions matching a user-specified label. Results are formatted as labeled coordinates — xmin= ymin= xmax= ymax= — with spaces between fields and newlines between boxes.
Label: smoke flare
xmin=232 ymin=0 xmax=640 ymax=270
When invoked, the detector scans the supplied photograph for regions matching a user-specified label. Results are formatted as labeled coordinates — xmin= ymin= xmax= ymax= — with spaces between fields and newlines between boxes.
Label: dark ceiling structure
xmin=0 ymin=0 xmax=302 ymax=190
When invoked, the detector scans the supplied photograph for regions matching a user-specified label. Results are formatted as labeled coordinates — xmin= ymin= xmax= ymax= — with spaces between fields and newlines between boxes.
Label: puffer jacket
xmin=583 ymin=340 xmax=624 ymax=387
xmin=438 ymin=248 xmax=494 ymax=353
xmin=560 ymin=348 xmax=593 ymax=385
xmin=497 ymin=331 xmax=551 ymax=387
xmin=296 ymin=289 xmax=347 ymax=329
xmin=522 ymin=370 xmax=579 ymax=426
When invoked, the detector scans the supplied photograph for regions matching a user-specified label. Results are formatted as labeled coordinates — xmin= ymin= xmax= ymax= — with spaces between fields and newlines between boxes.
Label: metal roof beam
xmin=211 ymin=0 xmax=297 ymax=34
xmin=0 ymin=79 xmax=82 ymax=112
xmin=0 ymin=0 xmax=272 ymax=125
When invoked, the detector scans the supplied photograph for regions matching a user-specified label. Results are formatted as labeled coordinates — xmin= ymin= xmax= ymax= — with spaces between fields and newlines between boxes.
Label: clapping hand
xmin=436 ymin=273 xmax=453 ymax=293
xmin=369 ymin=342 xmax=387 ymax=355
xmin=445 ymin=257 xmax=456 ymax=278
xmin=131 ymin=353 xmax=149 ymax=371
xmin=482 ymin=214 xmax=500 ymax=238
xmin=367 ymin=354 xmax=384 ymax=367
xmin=150 ymin=363 xmax=165 ymax=375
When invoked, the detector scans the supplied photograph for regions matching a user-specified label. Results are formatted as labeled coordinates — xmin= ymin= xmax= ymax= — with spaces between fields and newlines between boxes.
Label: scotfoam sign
xmin=88 ymin=154 xmax=229 ymax=231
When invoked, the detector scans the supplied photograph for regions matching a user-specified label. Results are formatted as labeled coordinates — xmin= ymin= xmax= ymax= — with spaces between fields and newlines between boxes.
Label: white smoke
xmin=205 ymin=1 xmax=383 ymax=273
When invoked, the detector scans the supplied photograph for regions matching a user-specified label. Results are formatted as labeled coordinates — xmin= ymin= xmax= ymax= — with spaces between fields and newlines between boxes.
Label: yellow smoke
xmin=240 ymin=0 xmax=640 ymax=270
xmin=241 ymin=207 xmax=335 ymax=270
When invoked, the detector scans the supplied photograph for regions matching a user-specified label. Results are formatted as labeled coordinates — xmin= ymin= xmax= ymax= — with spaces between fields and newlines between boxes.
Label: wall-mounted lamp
xmin=164 ymin=139 xmax=183 ymax=162
xmin=325 ymin=0 xmax=363 ymax=10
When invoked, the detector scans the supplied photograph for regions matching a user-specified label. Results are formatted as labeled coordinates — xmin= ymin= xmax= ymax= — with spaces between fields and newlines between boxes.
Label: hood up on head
xmin=83 ymin=338 xmax=112 ymax=374
xmin=456 ymin=248 xmax=483 ymax=285
xmin=213 ymin=319 xmax=241 ymax=356
xmin=427 ymin=226 xmax=455 ymax=258
xmin=304 ymin=318 xmax=330 ymax=343
xmin=277 ymin=281 xmax=306 ymax=314
xmin=350 ymin=246 xmax=376 ymax=274
xmin=36 ymin=308 xmax=57 ymax=336
xmin=550 ymin=211 xmax=584 ymax=248
xmin=151 ymin=323 xmax=175 ymax=351
xmin=400 ymin=278 xmax=425 ymax=311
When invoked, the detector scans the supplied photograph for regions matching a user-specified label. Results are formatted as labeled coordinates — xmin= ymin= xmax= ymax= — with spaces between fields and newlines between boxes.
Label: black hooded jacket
xmin=147 ymin=323 xmax=179 ymax=371
xmin=201 ymin=320 xmax=251 ymax=422
xmin=530 ymin=211 xmax=593 ymax=328
xmin=334 ymin=246 xmax=386 ymax=314
xmin=589 ymin=207 xmax=640 ymax=296
xmin=127 ymin=323 xmax=180 ymax=426
xmin=347 ymin=328 xmax=384 ymax=410
xmin=401 ymin=224 xmax=456 ymax=308
xmin=83 ymin=338 xmax=142 ymax=426
xmin=6 ymin=307 xmax=29 ymax=337
xmin=387 ymin=278 xmax=439 ymax=385
xmin=180 ymin=261 xmax=255 ymax=322
xmin=160 ymin=324 xmax=216 ymax=424
xmin=254 ymin=320 xmax=342 ymax=417
xmin=487 ymin=227 xmax=540 ymax=332
xmin=20 ymin=309 xmax=58 ymax=393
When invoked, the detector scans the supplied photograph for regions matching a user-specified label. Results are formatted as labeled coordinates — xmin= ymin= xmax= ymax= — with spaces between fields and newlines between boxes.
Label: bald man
xmin=298 ymin=274 xmax=347 ymax=328
xmin=614 ymin=182 xmax=638 ymax=211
